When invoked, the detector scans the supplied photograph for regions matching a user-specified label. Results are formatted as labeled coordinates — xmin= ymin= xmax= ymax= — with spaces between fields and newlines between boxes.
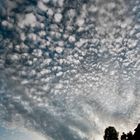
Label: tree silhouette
xmin=104 ymin=126 xmax=119 ymax=140
xmin=133 ymin=123 xmax=140 ymax=140
xmin=104 ymin=123 xmax=140 ymax=140
xmin=121 ymin=132 xmax=127 ymax=140
xmin=127 ymin=131 xmax=133 ymax=140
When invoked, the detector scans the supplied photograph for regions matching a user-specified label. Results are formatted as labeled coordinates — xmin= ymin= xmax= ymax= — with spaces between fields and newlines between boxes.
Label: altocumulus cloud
xmin=0 ymin=0 xmax=140 ymax=140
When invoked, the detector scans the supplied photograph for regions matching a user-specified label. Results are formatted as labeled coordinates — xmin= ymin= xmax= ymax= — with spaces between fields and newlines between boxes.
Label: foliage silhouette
xmin=121 ymin=132 xmax=127 ymax=140
xmin=104 ymin=126 xmax=119 ymax=140
xmin=104 ymin=123 xmax=140 ymax=140
xmin=127 ymin=131 xmax=133 ymax=140
xmin=133 ymin=123 xmax=140 ymax=140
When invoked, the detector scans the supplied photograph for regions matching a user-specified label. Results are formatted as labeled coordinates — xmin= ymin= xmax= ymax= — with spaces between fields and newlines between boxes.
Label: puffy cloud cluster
xmin=0 ymin=0 xmax=140 ymax=140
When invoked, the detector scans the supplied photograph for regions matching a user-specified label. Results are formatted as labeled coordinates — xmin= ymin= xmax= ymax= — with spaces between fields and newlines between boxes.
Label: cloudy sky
xmin=0 ymin=123 xmax=46 ymax=140
xmin=0 ymin=0 xmax=140 ymax=140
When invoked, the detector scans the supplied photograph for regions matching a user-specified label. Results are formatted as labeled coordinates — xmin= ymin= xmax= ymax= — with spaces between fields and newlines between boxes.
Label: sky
xmin=0 ymin=0 xmax=140 ymax=140
xmin=0 ymin=124 xmax=46 ymax=140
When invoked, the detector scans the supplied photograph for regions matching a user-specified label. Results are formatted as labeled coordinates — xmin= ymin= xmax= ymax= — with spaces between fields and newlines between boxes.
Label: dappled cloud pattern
xmin=0 ymin=0 xmax=140 ymax=140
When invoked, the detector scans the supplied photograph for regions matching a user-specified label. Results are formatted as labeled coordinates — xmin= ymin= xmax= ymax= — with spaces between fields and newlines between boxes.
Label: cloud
xmin=0 ymin=0 xmax=140 ymax=140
